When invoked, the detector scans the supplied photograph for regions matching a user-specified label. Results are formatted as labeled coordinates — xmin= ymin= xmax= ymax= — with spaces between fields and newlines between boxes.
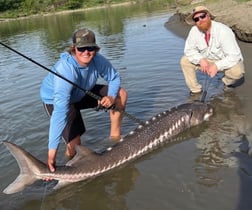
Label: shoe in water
xmin=223 ymin=76 xmax=245 ymax=91
xmin=189 ymin=90 xmax=203 ymax=95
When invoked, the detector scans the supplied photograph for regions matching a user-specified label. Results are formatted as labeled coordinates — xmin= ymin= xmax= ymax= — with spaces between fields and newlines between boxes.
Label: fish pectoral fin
xmin=53 ymin=180 xmax=71 ymax=190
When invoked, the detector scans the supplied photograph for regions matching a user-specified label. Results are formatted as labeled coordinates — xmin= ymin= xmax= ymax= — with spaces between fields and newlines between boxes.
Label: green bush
xmin=0 ymin=0 xmax=23 ymax=12
xmin=65 ymin=0 xmax=83 ymax=9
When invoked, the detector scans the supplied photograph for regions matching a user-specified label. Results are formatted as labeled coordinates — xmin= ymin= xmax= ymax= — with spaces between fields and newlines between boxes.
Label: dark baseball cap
xmin=72 ymin=28 xmax=100 ymax=49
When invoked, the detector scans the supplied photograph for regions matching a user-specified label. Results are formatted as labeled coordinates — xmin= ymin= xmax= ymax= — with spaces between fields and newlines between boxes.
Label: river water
xmin=1 ymin=2 xmax=252 ymax=210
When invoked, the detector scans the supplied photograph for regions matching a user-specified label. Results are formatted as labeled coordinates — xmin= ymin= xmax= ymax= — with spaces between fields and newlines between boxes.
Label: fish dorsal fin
xmin=76 ymin=145 xmax=93 ymax=155
xmin=66 ymin=145 xmax=93 ymax=166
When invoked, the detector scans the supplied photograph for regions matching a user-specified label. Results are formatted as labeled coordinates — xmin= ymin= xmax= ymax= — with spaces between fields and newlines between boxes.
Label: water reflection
xmin=13 ymin=165 xmax=139 ymax=210
xmin=0 ymin=3 xmax=178 ymax=210
xmin=194 ymin=91 xmax=252 ymax=187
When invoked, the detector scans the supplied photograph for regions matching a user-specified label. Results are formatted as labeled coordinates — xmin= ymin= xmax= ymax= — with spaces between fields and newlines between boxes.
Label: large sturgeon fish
xmin=2 ymin=102 xmax=213 ymax=194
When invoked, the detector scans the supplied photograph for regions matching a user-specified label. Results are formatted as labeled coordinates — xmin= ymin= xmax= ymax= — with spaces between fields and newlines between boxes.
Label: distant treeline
xmin=0 ymin=0 xmax=130 ymax=17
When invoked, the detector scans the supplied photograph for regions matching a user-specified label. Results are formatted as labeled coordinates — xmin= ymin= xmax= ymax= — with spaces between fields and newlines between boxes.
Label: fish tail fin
xmin=2 ymin=141 xmax=47 ymax=194
xmin=3 ymin=174 xmax=37 ymax=194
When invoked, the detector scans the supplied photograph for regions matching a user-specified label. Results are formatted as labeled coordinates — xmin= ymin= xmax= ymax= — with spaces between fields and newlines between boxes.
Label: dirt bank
xmin=168 ymin=0 xmax=252 ymax=43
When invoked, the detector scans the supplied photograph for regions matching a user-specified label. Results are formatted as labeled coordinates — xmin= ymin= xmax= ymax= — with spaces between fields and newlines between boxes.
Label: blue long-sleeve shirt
xmin=40 ymin=52 xmax=121 ymax=150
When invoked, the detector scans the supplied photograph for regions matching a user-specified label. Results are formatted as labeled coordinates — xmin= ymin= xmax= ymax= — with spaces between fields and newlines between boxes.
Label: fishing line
xmin=200 ymin=74 xmax=212 ymax=103
xmin=40 ymin=181 xmax=48 ymax=210
xmin=0 ymin=41 xmax=144 ymax=124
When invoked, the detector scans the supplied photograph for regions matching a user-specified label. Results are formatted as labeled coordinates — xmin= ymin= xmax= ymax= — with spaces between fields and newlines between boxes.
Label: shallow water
xmin=1 ymin=3 xmax=252 ymax=210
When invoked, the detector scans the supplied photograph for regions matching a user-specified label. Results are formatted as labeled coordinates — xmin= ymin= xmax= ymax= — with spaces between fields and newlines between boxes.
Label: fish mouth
xmin=204 ymin=106 xmax=214 ymax=121
xmin=185 ymin=102 xmax=213 ymax=126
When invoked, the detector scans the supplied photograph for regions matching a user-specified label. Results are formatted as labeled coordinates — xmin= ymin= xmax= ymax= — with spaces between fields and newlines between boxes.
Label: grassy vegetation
xmin=0 ymin=0 xmax=250 ymax=19
xmin=0 ymin=0 xmax=132 ymax=18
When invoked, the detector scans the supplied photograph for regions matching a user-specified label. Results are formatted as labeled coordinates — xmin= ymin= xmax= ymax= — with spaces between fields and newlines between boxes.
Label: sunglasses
xmin=77 ymin=46 xmax=96 ymax=52
xmin=193 ymin=13 xmax=207 ymax=23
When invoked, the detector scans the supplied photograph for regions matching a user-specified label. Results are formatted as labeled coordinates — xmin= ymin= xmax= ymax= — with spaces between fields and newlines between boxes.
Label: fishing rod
xmin=200 ymin=91 xmax=207 ymax=102
xmin=0 ymin=41 xmax=144 ymax=125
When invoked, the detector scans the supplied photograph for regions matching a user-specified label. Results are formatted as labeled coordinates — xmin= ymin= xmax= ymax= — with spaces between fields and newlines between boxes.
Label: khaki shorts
xmin=180 ymin=56 xmax=245 ymax=93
